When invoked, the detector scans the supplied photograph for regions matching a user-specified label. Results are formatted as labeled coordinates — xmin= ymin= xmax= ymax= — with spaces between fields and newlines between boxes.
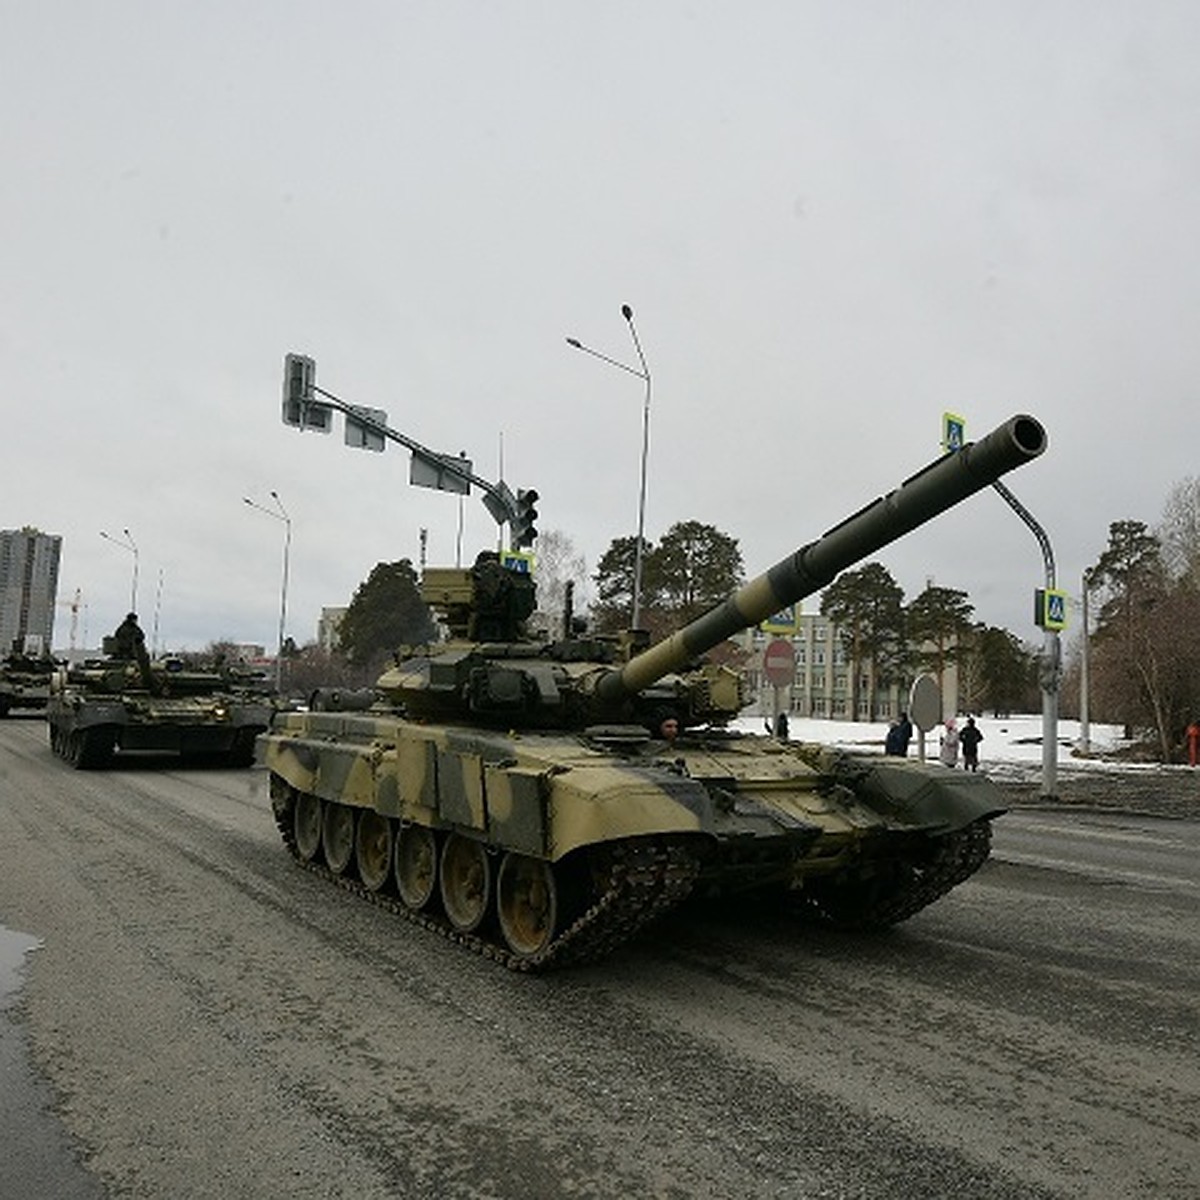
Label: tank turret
xmin=260 ymin=412 xmax=1047 ymax=970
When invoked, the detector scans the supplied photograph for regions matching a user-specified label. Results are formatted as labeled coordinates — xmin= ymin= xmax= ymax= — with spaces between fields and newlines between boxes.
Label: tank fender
xmin=545 ymin=762 xmax=716 ymax=861
xmin=262 ymin=733 xmax=396 ymax=811
xmin=821 ymin=751 xmax=1006 ymax=829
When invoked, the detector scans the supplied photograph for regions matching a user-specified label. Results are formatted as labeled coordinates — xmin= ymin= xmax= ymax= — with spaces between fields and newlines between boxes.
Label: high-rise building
xmin=0 ymin=527 xmax=62 ymax=654
xmin=317 ymin=606 xmax=347 ymax=653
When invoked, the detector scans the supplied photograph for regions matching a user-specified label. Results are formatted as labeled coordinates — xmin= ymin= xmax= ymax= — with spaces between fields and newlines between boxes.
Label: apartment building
xmin=0 ymin=526 xmax=62 ymax=654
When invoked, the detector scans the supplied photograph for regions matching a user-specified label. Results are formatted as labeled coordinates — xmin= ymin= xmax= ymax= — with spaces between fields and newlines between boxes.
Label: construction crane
xmin=56 ymin=588 xmax=84 ymax=657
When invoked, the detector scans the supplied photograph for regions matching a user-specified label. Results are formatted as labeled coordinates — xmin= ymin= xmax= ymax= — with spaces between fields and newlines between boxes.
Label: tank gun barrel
xmin=597 ymin=413 xmax=1046 ymax=703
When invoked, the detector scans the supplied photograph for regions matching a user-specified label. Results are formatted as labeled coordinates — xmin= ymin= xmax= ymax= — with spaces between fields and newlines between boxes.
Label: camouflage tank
xmin=0 ymin=643 xmax=58 ymax=717
xmin=47 ymin=624 xmax=274 ymax=768
xmin=261 ymin=414 xmax=1046 ymax=970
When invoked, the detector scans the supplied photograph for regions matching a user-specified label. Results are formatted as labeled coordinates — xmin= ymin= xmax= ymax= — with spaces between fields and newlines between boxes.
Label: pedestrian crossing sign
xmin=760 ymin=604 xmax=800 ymax=634
xmin=501 ymin=550 xmax=535 ymax=575
xmin=943 ymin=412 xmax=966 ymax=454
xmin=1035 ymin=587 xmax=1068 ymax=631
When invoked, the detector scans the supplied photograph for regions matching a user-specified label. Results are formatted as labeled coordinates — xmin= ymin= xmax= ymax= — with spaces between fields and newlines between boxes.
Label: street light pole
xmin=243 ymin=492 xmax=292 ymax=693
xmin=100 ymin=528 xmax=139 ymax=613
xmin=566 ymin=303 xmax=652 ymax=628
xmin=1079 ymin=569 xmax=1093 ymax=755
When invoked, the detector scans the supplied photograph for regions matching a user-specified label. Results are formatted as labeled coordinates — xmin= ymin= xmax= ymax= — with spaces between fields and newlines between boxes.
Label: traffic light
xmin=512 ymin=488 xmax=539 ymax=548
xmin=281 ymin=353 xmax=331 ymax=432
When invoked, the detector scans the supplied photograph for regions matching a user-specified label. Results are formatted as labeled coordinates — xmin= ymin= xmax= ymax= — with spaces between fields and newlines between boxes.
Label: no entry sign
xmin=762 ymin=638 xmax=796 ymax=687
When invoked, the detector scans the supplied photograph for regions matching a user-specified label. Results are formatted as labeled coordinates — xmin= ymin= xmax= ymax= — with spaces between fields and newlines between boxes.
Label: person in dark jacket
xmin=959 ymin=716 xmax=983 ymax=771
xmin=885 ymin=711 xmax=914 ymax=756
xmin=885 ymin=720 xmax=904 ymax=755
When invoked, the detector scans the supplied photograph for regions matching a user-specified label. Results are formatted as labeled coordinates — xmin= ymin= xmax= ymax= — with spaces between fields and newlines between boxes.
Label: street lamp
xmin=243 ymin=491 xmax=292 ymax=693
xmin=567 ymin=303 xmax=652 ymax=628
xmin=100 ymin=528 xmax=139 ymax=613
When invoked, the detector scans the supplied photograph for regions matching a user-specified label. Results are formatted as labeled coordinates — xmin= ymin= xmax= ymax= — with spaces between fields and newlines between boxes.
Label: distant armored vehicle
xmin=260 ymin=414 xmax=1046 ymax=969
xmin=0 ymin=644 xmax=58 ymax=717
xmin=47 ymin=620 xmax=273 ymax=768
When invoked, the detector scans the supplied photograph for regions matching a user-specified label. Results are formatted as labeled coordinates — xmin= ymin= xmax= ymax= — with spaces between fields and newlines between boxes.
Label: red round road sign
xmin=762 ymin=638 xmax=796 ymax=687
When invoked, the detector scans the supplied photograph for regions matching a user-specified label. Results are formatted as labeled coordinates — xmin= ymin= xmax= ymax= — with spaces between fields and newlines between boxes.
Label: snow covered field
xmin=728 ymin=713 xmax=1191 ymax=782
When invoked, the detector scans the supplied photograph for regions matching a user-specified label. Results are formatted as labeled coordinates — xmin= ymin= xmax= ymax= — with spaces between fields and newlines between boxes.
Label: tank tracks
xmin=49 ymin=722 xmax=115 ymax=769
xmin=807 ymin=819 xmax=994 ymax=928
xmin=271 ymin=783 xmax=700 ymax=972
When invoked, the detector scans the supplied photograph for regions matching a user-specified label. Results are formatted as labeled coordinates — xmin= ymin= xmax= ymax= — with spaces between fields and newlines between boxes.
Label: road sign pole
xmin=943 ymin=413 xmax=1058 ymax=798
xmin=993 ymin=478 xmax=1061 ymax=800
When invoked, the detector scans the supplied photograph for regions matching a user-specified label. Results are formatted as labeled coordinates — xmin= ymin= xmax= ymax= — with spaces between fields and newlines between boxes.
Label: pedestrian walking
xmin=885 ymin=719 xmax=904 ymax=755
xmin=884 ymin=711 xmax=913 ymax=756
xmin=939 ymin=718 xmax=959 ymax=768
xmin=959 ymin=716 xmax=983 ymax=771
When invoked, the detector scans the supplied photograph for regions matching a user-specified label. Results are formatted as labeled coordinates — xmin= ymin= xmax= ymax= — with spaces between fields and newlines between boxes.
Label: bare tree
xmin=531 ymin=529 xmax=588 ymax=636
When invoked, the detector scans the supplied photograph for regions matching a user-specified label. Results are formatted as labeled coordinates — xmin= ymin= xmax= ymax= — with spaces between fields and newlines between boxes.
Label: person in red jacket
xmin=1187 ymin=719 xmax=1200 ymax=767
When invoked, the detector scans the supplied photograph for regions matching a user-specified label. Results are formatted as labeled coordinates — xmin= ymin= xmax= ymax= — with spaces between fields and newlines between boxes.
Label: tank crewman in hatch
xmin=111 ymin=612 xmax=147 ymax=659
xmin=648 ymin=707 xmax=680 ymax=745
xmin=110 ymin=612 xmax=158 ymax=693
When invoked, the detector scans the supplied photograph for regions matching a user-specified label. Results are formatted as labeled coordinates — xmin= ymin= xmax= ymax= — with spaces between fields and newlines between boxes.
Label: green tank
xmin=0 ymin=644 xmax=58 ymax=717
xmin=47 ymin=633 xmax=274 ymax=768
xmin=261 ymin=414 xmax=1046 ymax=970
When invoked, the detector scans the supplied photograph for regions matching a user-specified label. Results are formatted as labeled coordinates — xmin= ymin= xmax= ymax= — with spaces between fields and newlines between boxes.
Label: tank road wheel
xmin=396 ymin=825 xmax=439 ymax=907
xmin=322 ymin=802 xmax=357 ymax=876
xmin=293 ymin=793 xmax=324 ymax=863
xmin=394 ymin=825 xmax=438 ymax=911
xmin=355 ymin=811 xmax=393 ymax=893
xmin=439 ymin=833 xmax=492 ymax=933
xmin=497 ymin=853 xmax=558 ymax=960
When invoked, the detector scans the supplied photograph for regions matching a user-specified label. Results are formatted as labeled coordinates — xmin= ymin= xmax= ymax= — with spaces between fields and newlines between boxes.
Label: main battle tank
xmin=0 ymin=644 xmax=58 ymax=717
xmin=47 ymin=636 xmax=274 ymax=769
xmin=261 ymin=414 xmax=1046 ymax=970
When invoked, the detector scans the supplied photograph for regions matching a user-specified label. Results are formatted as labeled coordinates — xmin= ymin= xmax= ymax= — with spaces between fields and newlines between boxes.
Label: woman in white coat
xmin=939 ymin=718 xmax=960 ymax=768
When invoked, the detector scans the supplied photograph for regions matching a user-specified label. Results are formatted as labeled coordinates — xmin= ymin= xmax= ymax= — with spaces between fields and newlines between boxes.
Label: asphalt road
xmin=1 ymin=717 xmax=1197 ymax=1199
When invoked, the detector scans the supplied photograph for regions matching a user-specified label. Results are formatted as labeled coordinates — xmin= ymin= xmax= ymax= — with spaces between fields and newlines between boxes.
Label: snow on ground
xmin=728 ymin=713 xmax=1176 ymax=779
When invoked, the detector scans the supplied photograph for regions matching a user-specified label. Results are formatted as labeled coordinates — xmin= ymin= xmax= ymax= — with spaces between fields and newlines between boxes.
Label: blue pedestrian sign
xmin=501 ymin=550 xmax=535 ymax=575
xmin=761 ymin=604 xmax=800 ymax=634
xmin=942 ymin=411 xmax=966 ymax=454
xmin=1034 ymin=587 xmax=1068 ymax=631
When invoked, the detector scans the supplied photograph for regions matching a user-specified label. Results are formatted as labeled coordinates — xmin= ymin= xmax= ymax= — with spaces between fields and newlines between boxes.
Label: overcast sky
xmin=4 ymin=2 xmax=1197 ymax=654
